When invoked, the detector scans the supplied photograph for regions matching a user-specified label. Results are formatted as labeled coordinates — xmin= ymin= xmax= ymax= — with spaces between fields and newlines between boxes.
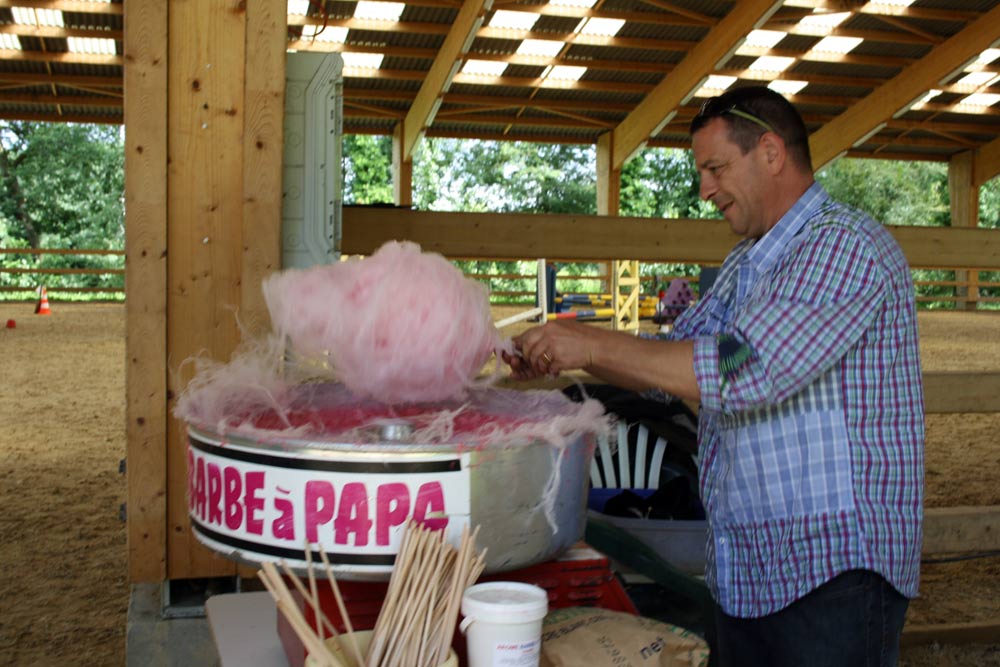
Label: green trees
xmin=0 ymin=121 xmax=124 ymax=295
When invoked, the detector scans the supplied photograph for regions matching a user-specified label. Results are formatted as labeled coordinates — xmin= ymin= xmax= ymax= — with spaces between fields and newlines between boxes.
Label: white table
xmin=206 ymin=591 xmax=290 ymax=667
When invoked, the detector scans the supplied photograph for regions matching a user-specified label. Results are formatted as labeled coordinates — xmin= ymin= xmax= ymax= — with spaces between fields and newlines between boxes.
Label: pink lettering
xmin=245 ymin=471 xmax=265 ymax=535
xmin=305 ymin=481 xmax=336 ymax=543
xmin=272 ymin=494 xmax=295 ymax=541
xmin=186 ymin=447 xmax=196 ymax=513
xmin=335 ymin=483 xmax=372 ymax=547
xmin=207 ymin=463 xmax=223 ymax=525
xmin=376 ymin=483 xmax=410 ymax=546
xmin=195 ymin=456 xmax=207 ymax=521
xmin=412 ymin=482 xmax=448 ymax=532
xmin=223 ymin=466 xmax=243 ymax=530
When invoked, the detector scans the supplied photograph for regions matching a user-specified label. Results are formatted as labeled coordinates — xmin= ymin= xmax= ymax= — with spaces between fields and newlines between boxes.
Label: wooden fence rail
xmin=2 ymin=247 xmax=997 ymax=306
xmin=0 ymin=247 xmax=126 ymax=296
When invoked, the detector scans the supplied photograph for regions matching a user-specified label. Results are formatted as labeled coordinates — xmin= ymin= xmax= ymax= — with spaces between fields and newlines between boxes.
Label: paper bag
xmin=540 ymin=607 xmax=709 ymax=667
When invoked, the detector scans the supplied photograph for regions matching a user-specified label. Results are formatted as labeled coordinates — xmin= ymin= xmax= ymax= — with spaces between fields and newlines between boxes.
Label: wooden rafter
xmin=610 ymin=0 xmax=783 ymax=169
xmin=401 ymin=0 xmax=490 ymax=161
xmin=0 ymin=0 xmax=121 ymax=14
xmin=974 ymin=135 xmax=1000 ymax=186
xmin=809 ymin=2 xmax=1000 ymax=169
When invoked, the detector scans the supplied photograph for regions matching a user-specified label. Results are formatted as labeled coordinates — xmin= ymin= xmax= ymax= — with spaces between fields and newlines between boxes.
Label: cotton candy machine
xmin=184 ymin=383 xmax=605 ymax=580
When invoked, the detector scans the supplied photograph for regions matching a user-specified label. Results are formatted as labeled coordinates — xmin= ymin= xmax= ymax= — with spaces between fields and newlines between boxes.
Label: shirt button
xmin=719 ymin=538 xmax=726 ymax=545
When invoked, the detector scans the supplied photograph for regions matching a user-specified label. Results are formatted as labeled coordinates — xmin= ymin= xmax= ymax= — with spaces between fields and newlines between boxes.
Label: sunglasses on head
xmin=698 ymin=97 xmax=776 ymax=134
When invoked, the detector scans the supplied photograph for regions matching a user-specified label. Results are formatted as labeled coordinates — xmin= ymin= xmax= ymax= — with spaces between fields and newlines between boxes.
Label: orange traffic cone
xmin=35 ymin=287 xmax=51 ymax=315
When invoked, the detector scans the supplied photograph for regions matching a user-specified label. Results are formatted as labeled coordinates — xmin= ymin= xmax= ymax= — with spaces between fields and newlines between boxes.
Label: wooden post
xmin=124 ymin=0 xmax=168 ymax=583
xmin=948 ymin=151 xmax=980 ymax=311
xmin=124 ymin=0 xmax=287 ymax=583
xmin=598 ymin=132 xmax=639 ymax=332
xmin=393 ymin=123 xmax=413 ymax=208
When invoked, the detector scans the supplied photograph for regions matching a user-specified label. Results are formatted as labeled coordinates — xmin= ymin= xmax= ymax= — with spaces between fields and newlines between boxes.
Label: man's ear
xmin=759 ymin=132 xmax=786 ymax=175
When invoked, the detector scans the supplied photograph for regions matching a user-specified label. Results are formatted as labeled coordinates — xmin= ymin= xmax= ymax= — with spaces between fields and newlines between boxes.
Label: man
xmin=505 ymin=86 xmax=924 ymax=666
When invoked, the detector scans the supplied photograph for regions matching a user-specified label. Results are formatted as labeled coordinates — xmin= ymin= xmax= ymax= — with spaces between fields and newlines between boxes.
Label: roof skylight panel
xmin=795 ymin=11 xmax=850 ymax=36
xmin=955 ymin=93 xmax=1000 ymax=109
xmin=67 ymin=37 xmax=117 ymax=55
xmin=0 ymin=34 xmax=21 ymax=51
xmin=287 ymin=0 xmax=310 ymax=15
xmin=738 ymin=29 xmax=787 ymax=52
xmin=12 ymin=7 xmax=64 ymax=27
xmin=547 ymin=65 xmax=586 ymax=81
xmin=908 ymin=89 xmax=942 ymax=111
xmin=516 ymin=39 xmax=564 ymax=58
xmin=692 ymin=75 xmax=737 ymax=99
xmin=975 ymin=49 xmax=1000 ymax=66
xmin=954 ymin=71 xmax=1000 ymax=89
xmin=487 ymin=10 xmax=539 ymax=32
xmin=460 ymin=59 xmax=508 ymax=77
xmin=577 ymin=18 xmax=625 ymax=37
xmin=300 ymin=25 xmax=349 ymax=43
xmin=809 ymin=36 xmax=863 ymax=55
xmin=768 ymin=80 xmax=809 ymax=95
xmin=341 ymin=52 xmax=384 ymax=70
xmin=353 ymin=1 xmax=404 ymax=22
xmin=747 ymin=56 xmax=795 ymax=73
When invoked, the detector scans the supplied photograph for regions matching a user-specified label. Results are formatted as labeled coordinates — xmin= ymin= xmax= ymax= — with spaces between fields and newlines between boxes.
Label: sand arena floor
xmin=0 ymin=302 xmax=997 ymax=666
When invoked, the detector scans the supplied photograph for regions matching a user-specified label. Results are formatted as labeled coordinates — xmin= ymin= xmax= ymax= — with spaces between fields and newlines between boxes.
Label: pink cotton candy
xmin=262 ymin=241 xmax=504 ymax=404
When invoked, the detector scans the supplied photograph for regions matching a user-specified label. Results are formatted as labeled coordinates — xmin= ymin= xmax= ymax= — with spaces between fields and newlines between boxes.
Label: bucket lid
xmin=461 ymin=582 xmax=548 ymax=624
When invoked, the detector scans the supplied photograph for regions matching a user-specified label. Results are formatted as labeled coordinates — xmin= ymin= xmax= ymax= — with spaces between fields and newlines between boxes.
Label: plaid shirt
xmin=662 ymin=182 xmax=924 ymax=617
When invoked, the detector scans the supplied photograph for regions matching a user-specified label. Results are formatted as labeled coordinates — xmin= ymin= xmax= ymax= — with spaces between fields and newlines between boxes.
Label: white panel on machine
xmin=283 ymin=53 xmax=343 ymax=269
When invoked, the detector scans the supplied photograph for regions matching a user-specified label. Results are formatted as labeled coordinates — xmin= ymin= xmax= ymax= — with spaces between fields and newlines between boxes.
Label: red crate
xmin=277 ymin=543 xmax=636 ymax=667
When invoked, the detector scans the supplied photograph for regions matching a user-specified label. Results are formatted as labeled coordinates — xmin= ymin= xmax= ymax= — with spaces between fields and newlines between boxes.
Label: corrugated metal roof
xmin=0 ymin=0 xmax=996 ymax=165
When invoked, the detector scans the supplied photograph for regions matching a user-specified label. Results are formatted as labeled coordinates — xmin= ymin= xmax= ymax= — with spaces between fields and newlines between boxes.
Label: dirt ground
xmin=0 ymin=303 xmax=997 ymax=666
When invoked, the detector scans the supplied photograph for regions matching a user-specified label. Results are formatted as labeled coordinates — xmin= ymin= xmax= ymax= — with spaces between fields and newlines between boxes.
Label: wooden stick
xmin=383 ymin=529 xmax=444 ymax=667
xmin=318 ymin=544 xmax=366 ymax=667
xmin=378 ymin=525 xmax=436 ymax=667
xmin=278 ymin=560 xmax=342 ymax=640
xmin=305 ymin=543 xmax=323 ymax=639
xmin=368 ymin=520 xmax=421 ymax=667
xmin=258 ymin=565 xmax=344 ymax=667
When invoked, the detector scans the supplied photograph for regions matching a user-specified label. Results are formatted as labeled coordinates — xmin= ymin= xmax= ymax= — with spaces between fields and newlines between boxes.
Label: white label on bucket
xmin=492 ymin=639 xmax=541 ymax=667
xmin=185 ymin=433 xmax=471 ymax=565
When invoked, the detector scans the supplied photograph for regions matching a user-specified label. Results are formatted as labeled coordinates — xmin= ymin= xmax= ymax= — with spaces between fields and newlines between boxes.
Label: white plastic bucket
xmin=460 ymin=582 xmax=548 ymax=667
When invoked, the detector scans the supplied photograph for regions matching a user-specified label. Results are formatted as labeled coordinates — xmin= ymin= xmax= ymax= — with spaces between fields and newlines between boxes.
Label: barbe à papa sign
xmin=186 ymin=431 xmax=472 ymax=569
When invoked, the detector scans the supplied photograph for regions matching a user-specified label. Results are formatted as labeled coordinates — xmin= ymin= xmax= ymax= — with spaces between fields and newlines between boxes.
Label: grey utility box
xmin=283 ymin=52 xmax=343 ymax=269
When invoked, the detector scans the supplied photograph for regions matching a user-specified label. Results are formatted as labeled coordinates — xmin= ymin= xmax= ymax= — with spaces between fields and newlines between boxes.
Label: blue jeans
xmin=713 ymin=570 xmax=909 ymax=667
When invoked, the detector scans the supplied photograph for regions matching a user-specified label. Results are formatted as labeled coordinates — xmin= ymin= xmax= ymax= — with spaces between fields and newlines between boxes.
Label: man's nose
xmin=699 ymin=176 xmax=716 ymax=201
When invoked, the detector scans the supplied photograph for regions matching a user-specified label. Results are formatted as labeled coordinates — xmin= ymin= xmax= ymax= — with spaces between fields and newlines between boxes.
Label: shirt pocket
xmin=717 ymin=409 xmax=854 ymax=525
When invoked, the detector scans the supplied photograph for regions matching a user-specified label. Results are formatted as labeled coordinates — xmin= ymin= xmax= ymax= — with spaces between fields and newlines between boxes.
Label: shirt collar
xmin=744 ymin=181 xmax=828 ymax=273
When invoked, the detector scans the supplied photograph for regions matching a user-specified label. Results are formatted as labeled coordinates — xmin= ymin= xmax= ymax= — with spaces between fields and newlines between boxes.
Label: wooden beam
xmin=888 ymin=225 xmax=1000 ymax=269
xmin=902 ymin=621 xmax=1000 ymax=647
xmin=0 ymin=110 xmax=120 ymax=124
xmin=341 ymin=208 xmax=1000 ymax=269
xmin=123 ymin=0 xmax=167 ymax=583
xmin=0 ymin=72 xmax=122 ymax=88
xmin=401 ymin=0 xmax=490 ymax=161
xmin=924 ymin=372 xmax=1000 ymax=413
xmin=240 ymin=0 xmax=286 ymax=338
xmin=809 ymin=3 xmax=1000 ymax=169
xmin=923 ymin=505 xmax=1000 ymax=555
xmin=166 ymin=0 xmax=247 ymax=580
xmin=973 ymin=134 xmax=1000 ymax=187
xmin=611 ymin=0 xmax=783 ymax=169
xmin=393 ymin=122 xmax=413 ymax=206
xmin=0 ymin=0 xmax=122 ymax=14
xmin=0 ymin=24 xmax=123 ymax=40
xmin=0 ymin=48 xmax=122 ymax=66
xmin=0 ymin=92 xmax=121 ymax=107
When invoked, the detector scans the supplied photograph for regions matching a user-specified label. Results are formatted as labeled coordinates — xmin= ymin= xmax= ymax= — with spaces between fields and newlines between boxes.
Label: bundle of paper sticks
xmin=257 ymin=521 xmax=487 ymax=667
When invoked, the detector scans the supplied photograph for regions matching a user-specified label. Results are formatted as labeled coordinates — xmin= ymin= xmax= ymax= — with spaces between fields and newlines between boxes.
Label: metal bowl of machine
xmin=184 ymin=386 xmax=602 ymax=580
